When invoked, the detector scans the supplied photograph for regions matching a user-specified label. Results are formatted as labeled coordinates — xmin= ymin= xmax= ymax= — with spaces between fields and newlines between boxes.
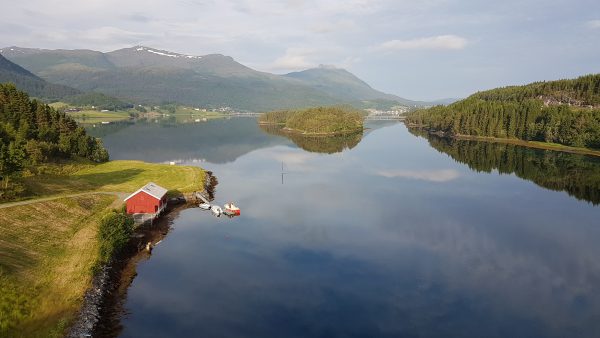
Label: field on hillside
xmin=66 ymin=110 xmax=131 ymax=123
xmin=0 ymin=194 xmax=116 ymax=337
xmin=23 ymin=160 xmax=205 ymax=199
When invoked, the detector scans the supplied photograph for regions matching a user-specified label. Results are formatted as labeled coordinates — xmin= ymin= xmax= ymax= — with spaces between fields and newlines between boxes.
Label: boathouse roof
xmin=124 ymin=182 xmax=168 ymax=201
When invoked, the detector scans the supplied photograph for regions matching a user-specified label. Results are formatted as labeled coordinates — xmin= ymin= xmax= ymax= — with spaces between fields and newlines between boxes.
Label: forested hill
xmin=0 ymin=84 xmax=108 ymax=198
xmin=406 ymin=74 xmax=600 ymax=149
xmin=0 ymin=54 xmax=80 ymax=100
xmin=471 ymin=74 xmax=600 ymax=106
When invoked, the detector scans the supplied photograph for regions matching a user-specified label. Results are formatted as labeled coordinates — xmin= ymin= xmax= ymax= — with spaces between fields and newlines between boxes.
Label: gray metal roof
xmin=124 ymin=182 xmax=168 ymax=201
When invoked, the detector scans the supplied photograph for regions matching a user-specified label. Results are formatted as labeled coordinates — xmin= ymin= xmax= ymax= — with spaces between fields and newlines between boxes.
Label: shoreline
xmin=406 ymin=124 xmax=600 ymax=158
xmin=67 ymin=171 xmax=216 ymax=337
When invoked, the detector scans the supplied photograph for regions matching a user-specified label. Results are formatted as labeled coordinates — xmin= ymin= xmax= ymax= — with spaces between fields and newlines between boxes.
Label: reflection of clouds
xmin=254 ymin=146 xmax=348 ymax=173
xmin=119 ymin=123 xmax=600 ymax=337
xmin=376 ymin=169 xmax=460 ymax=182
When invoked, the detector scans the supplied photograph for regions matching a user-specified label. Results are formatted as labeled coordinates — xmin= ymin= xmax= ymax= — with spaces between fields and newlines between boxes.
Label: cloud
xmin=123 ymin=13 xmax=153 ymax=23
xmin=375 ymin=169 xmax=460 ymax=182
xmin=586 ymin=20 xmax=600 ymax=29
xmin=377 ymin=35 xmax=468 ymax=51
xmin=270 ymin=47 xmax=316 ymax=71
xmin=310 ymin=19 xmax=358 ymax=34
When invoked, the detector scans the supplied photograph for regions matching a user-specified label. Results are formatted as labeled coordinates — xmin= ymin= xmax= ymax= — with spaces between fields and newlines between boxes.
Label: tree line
xmin=406 ymin=74 xmax=600 ymax=149
xmin=0 ymin=84 xmax=108 ymax=198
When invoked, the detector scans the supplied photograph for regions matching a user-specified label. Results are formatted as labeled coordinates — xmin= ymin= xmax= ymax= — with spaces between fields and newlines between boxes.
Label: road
xmin=0 ymin=191 xmax=128 ymax=209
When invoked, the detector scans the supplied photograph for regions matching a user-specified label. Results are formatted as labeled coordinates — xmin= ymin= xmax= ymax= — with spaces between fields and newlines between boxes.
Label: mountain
xmin=406 ymin=74 xmax=600 ymax=150
xmin=1 ymin=46 xmax=416 ymax=111
xmin=0 ymin=53 xmax=80 ymax=100
xmin=284 ymin=65 xmax=419 ymax=106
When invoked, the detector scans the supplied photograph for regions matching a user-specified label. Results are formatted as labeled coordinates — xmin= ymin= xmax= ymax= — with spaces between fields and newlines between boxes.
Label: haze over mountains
xmin=0 ymin=46 xmax=422 ymax=111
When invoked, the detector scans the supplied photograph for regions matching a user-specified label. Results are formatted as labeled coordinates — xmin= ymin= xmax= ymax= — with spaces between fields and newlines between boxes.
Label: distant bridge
xmin=365 ymin=115 xmax=406 ymax=121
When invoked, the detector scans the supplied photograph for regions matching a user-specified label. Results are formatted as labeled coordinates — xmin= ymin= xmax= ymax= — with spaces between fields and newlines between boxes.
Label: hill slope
xmin=0 ymin=83 xmax=109 ymax=198
xmin=0 ymin=53 xmax=80 ymax=100
xmin=406 ymin=74 xmax=600 ymax=149
xmin=284 ymin=65 xmax=419 ymax=106
xmin=1 ymin=46 xmax=414 ymax=111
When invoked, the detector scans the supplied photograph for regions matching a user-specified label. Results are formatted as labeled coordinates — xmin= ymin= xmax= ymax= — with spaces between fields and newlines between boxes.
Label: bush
xmin=97 ymin=211 xmax=134 ymax=264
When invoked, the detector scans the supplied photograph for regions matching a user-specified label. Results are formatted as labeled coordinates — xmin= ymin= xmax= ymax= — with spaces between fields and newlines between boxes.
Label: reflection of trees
xmin=409 ymin=128 xmax=600 ymax=205
xmin=259 ymin=124 xmax=363 ymax=154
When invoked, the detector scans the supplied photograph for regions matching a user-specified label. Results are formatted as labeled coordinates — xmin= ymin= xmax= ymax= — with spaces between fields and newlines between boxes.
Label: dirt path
xmin=0 ymin=191 xmax=128 ymax=209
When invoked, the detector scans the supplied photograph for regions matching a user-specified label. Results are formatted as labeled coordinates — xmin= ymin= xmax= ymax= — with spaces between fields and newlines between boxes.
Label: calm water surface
xmin=97 ymin=118 xmax=600 ymax=338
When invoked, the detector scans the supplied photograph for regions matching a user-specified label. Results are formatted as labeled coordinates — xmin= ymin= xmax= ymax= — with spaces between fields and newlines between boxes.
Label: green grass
xmin=66 ymin=110 xmax=131 ymax=124
xmin=0 ymin=194 xmax=116 ymax=337
xmin=23 ymin=160 xmax=205 ymax=199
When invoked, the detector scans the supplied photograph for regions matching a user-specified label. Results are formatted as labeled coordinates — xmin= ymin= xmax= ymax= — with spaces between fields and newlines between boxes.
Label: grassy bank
xmin=0 ymin=194 xmax=116 ymax=337
xmin=0 ymin=160 xmax=206 ymax=337
xmin=22 ymin=160 xmax=205 ymax=201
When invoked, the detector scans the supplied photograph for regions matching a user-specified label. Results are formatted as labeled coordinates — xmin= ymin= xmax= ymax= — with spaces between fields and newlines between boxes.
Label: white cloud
xmin=270 ymin=47 xmax=317 ymax=71
xmin=310 ymin=19 xmax=358 ymax=34
xmin=378 ymin=35 xmax=468 ymax=51
xmin=375 ymin=169 xmax=460 ymax=182
xmin=586 ymin=20 xmax=600 ymax=29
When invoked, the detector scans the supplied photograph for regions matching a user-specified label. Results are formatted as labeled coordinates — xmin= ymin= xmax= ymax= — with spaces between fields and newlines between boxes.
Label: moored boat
xmin=224 ymin=202 xmax=241 ymax=215
xmin=211 ymin=205 xmax=223 ymax=216
xmin=199 ymin=203 xmax=211 ymax=210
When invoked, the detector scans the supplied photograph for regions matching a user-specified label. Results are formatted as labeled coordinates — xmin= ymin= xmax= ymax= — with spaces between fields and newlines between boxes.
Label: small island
xmin=258 ymin=106 xmax=364 ymax=136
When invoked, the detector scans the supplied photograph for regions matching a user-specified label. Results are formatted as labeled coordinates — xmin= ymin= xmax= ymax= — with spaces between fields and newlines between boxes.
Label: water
xmin=95 ymin=118 xmax=600 ymax=337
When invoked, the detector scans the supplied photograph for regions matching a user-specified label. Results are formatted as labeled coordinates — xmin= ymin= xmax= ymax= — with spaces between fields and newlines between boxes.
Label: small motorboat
xmin=211 ymin=205 xmax=223 ymax=216
xmin=224 ymin=202 xmax=241 ymax=216
xmin=199 ymin=203 xmax=211 ymax=210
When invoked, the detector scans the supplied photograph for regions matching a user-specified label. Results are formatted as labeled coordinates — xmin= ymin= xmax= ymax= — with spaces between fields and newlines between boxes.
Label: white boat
xmin=199 ymin=203 xmax=211 ymax=210
xmin=223 ymin=202 xmax=241 ymax=216
xmin=211 ymin=205 xmax=223 ymax=216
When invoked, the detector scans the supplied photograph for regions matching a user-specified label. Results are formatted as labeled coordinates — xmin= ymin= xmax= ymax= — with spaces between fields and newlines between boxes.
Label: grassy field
xmin=0 ymin=194 xmax=116 ymax=337
xmin=49 ymin=102 xmax=227 ymax=124
xmin=0 ymin=160 xmax=206 ymax=336
xmin=66 ymin=110 xmax=131 ymax=124
xmin=23 ymin=160 xmax=205 ymax=200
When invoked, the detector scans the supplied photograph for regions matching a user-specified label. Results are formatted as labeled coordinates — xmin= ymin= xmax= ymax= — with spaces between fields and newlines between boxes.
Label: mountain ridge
xmin=0 ymin=53 xmax=81 ymax=100
xmin=1 ymin=45 xmax=419 ymax=111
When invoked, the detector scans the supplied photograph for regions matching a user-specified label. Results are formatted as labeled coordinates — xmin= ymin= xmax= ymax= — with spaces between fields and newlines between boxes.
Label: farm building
xmin=124 ymin=182 xmax=168 ymax=215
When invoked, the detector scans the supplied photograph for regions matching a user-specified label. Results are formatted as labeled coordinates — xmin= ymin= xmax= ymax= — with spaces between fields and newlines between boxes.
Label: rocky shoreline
xmin=67 ymin=266 xmax=111 ymax=338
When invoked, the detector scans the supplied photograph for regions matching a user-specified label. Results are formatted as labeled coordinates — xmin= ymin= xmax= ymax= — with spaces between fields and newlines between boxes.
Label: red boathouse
xmin=124 ymin=182 xmax=168 ymax=215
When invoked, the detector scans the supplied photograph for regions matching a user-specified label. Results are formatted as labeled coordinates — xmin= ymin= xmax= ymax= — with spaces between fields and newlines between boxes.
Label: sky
xmin=1 ymin=0 xmax=599 ymax=101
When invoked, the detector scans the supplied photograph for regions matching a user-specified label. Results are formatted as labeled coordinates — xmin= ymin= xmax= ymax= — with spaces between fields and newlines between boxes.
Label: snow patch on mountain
xmin=135 ymin=46 xmax=201 ymax=59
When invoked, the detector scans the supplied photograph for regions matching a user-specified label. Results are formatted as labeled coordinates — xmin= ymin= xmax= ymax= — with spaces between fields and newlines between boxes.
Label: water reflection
xmin=91 ymin=118 xmax=292 ymax=163
xmin=259 ymin=124 xmax=363 ymax=154
xmin=104 ymin=122 xmax=600 ymax=338
xmin=408 ymin=128 xmax=600 ymax=204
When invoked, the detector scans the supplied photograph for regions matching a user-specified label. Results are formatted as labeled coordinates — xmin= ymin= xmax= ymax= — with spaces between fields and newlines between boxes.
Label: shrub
xmin=97 ymin=211 xmax=134 ymax=264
